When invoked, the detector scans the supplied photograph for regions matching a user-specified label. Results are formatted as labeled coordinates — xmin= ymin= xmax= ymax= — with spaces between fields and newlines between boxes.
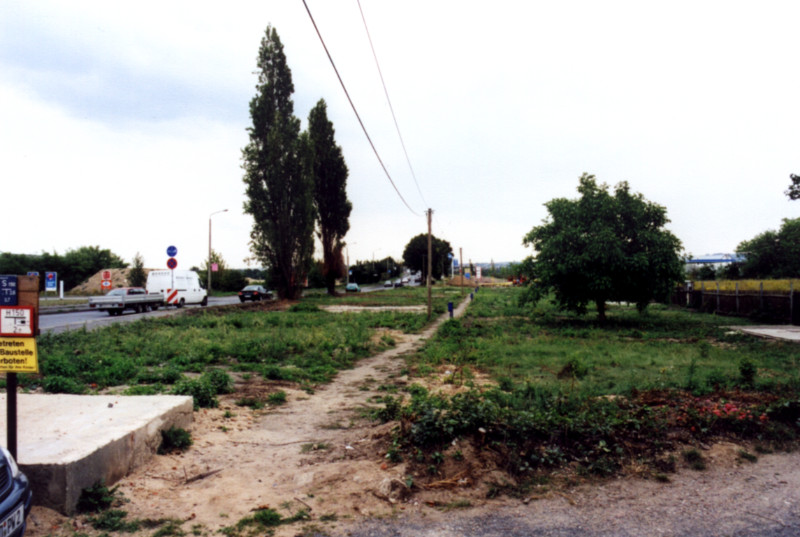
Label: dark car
xmin=238 ymin=285 xmax=273 ymax=302
xmin=0 ymin=447 xmax=32 ymax=537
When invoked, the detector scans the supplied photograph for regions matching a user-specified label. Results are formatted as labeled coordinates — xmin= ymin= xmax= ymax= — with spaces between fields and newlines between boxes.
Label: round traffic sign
xmin=102 ymin=270 xmax=112 ymax=280
xmin=167 ymin=245 xmax=178 ymax=257
xmin=167 ymin=258 xmax=178 ymax=270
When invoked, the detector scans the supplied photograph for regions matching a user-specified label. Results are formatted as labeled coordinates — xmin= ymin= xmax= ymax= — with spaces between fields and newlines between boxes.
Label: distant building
xmin=685 ymin=253 xmax=746 ymax=272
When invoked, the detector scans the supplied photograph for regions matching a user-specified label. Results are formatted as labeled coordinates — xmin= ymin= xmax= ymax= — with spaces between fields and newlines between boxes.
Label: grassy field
xmin=8 ymin=287 xmax=468 ymax=405
xmin=386 ymin=286 xmax=800 ymax=481
xmin=415 ymin=287 xmax=800 ymax=396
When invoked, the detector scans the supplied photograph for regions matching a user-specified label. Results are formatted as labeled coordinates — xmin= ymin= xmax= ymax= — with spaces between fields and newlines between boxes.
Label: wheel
xmin=151 ymin=304 xmax=159 ymax=311
xmin=134 ymin=304 xmax=142 ymax=314
xmin=107 ymin=310 xmax=115 ymax=316
xmin=142 ymin=304 xmax=151 ymax=313
xmin=177 ymin=298 xmax=186 ymax=308
xmin=201 ymin=296 xmax=208 ymax=307
xmin=239 ymin=298 xmax=245 ymax=303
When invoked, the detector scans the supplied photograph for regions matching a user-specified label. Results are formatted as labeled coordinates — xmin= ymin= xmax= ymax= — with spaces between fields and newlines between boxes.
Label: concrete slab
xmin=0 ymin=394 xmax=193 ymax=515
xmin=733 ymin=326 xmax=800 ymax=342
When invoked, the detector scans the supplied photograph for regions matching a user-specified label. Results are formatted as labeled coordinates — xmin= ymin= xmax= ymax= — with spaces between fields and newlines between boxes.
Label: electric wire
xmin=301 ymin=0 xmax=422 ymax=217
xmin=356 ymin=0 xmax=428 ymax=208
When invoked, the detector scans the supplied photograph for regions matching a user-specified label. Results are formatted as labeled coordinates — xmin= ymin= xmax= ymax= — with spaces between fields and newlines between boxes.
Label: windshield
xmin=108 ymin=289 xmax=125 ymax=296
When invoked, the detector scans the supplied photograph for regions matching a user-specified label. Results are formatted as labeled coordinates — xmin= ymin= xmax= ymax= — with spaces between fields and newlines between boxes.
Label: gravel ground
xmin=336 ymin=447 xmax=800 ymax=537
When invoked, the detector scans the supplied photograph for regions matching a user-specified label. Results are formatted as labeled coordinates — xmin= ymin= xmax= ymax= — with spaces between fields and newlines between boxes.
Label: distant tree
xmin=522 ymin=174 xmax=683 ymax=321
xmin=128 ymin=253 xmax=147 ymax=287
xmin=242 ymin=25 xmax=315 ymax=300
xmin=736 ymin=217 xmax=800 ymax=278
xmin=784 ymin=173 xmax=800 ymax=200
xmin=402 ymin=234 xmax=453 ymax=281
xmin=308 ymin=99 xmax=352 ymax=295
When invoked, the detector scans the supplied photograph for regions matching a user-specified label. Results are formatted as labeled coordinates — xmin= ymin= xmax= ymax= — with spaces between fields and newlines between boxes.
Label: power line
xmin=356 ymin=0 xmax=428 ymax=208
xmin=301 ymin=0 xmax=422 ymax=217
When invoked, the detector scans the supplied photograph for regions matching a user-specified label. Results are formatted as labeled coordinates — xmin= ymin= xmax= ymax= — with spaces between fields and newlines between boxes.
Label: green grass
xmin=26 ymin=289 xmax=466 ymax=405
xmin=415 ymin=287 xmax=800 ymax=397
xmin=384 ymin=286 xmax=800 ymax=483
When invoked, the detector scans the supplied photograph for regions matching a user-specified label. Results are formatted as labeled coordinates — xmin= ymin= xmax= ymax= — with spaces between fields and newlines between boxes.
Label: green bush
xmin=172 ymin=378 xmax=218 ymax=409
xmin=158 ymin=427 xmax=193 ymax=454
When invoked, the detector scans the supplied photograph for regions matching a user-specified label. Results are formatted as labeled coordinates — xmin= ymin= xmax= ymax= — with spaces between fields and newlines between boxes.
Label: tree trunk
xmin=596 ymin=300 xmax=607 ymax=323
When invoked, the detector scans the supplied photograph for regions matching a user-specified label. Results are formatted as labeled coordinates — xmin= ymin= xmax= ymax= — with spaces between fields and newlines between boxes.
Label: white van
xmin=146 ymin=270 xmax=208 ymax=308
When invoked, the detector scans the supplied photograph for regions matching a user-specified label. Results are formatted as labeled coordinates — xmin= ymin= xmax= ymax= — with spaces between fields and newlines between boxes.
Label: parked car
xmin=383 ymin=280 xmax=393 ymax=288
xmin=88 ymin=287 xmax=164 ymax=316
xmin=393 ymin=279 xmax=404 ymax=288
xmin=238 ymin=285 xmax=273 ymax=302
xmin=402 ymin=277 xmax=410 ymax=284
xmin=0 ymin=447 xmax=32 ymax=537
xmin=346 ymin=283 xmax=360 ymax=292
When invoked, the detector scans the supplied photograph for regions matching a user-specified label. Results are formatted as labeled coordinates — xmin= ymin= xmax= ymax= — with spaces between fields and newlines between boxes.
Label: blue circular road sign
xmin=167 ymin=245 xmax=178 ymax=257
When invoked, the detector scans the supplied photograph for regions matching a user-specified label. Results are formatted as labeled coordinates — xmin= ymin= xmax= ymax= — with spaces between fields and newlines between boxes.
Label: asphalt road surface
xmin=39 ymin=296 xmax=241 ymax=334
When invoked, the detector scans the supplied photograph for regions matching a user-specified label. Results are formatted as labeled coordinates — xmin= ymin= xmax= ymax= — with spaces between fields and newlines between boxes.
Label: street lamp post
xmin=208 ymin=209 xmax=228 ymax=295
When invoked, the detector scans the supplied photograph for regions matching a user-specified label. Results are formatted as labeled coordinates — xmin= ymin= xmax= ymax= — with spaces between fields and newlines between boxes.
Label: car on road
xmin=238 ymin=285 xmax=273 ymax=302
xmin=383 ymin=280 xmax=393 ymax=288
xmin=402 ymin=277 xmax=410 ymax=284
xmin=0 ymin=447 xmax=32 ymax=537
xmin=393 ymin=279 xmax=404 ymax=288
xmin=88 ymin=287 xmax=164 ymax=316
xmin=346 ymin=283 xmax=360 ymax=292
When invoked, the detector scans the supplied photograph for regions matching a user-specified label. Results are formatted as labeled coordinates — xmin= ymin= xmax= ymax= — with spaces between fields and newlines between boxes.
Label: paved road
xmin=38 ymin=296 xmax=241 ymax=334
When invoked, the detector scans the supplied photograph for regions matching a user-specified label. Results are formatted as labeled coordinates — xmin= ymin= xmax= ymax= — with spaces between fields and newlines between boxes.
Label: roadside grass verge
xmin=304 ymin=286 xmax=469 ymax=315
xmin=18 ymin=291 xmax=456 ymax=402
xmin=384 ymin=286 xmax=800 ymax=482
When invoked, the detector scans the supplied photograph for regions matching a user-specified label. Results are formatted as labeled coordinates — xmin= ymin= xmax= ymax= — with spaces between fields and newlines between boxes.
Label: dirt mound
xmin=68 ymin=268 xmax=153 ymax=295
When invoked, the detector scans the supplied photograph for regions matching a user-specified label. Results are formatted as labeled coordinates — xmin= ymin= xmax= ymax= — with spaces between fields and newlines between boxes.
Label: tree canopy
xmin=736 ymin=217 xmax=800 ymax=279
xmin=308 ymin=99 xmax=351 ymax=295
xmin=0 ymin=246 xmax=127 ymax=290
xmin=402 ymin=234 xmax=453 ymax=281
xmin=242 ymin=25 xmax=315 ymax=300
xmin=785 ymin=173 xmax=800 ymax=200
xmin=522 ymin=174 xmax=683 ymax=320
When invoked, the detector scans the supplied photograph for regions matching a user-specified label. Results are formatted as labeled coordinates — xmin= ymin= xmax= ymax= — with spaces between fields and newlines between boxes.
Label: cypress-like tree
xmin=242 ymin=25 xmax=315 ymax=300
xmin=308 ymin=99 xmax=352 ymax=295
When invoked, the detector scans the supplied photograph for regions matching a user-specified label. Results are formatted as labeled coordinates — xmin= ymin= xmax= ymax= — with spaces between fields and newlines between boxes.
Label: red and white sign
xmin=167 ymin=258 xmax=178 ymax=270
xmin=101 ymin=280 xmax=112 ymax=289
xmin=211 ymin=263 xmax=219 ymax=272
xmin=102 ymin=270 xmax=112 ymax=280
xmin=166 ymin=289 xmax=179 ymax=304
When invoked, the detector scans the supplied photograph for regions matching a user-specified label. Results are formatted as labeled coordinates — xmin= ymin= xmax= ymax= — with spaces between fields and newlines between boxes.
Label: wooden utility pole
xmin=427 ymin=208 xmax=433 ymax=320
xmin=459 ymin=247 xmax=464 ymax=285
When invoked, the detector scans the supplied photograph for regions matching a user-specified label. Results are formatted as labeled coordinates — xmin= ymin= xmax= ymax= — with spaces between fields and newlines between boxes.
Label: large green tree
xmin=402 ymin=234 xmax=453 ymax=281
xmin=736 ymin=218 xmax=800 ymax=278
xmin=308 ymin=99 xmax=352 ymax=295
xmin=522 ymin=174 xmax=683 ymax=321
xmin=242 ymin=25 xmax=315 ymax=300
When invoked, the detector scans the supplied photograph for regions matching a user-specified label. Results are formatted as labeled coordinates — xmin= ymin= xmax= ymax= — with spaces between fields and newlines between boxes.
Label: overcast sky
xmin=2 ymin=1 xmax=798 ymax=271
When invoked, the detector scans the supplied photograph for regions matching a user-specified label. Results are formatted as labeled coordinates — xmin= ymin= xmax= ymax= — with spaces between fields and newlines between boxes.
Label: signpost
xmin=45 ymin=272 xmax=57 ymax=292
xmin=0 ymin=275 xmax=39 ymax=459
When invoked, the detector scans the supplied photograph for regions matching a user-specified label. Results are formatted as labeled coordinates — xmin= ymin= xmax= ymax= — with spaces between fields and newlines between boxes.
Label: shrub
xmin=158 ymin=427 xmax=193 ymax=454
xmin=172 ymin=378 xmax=218 ymax=409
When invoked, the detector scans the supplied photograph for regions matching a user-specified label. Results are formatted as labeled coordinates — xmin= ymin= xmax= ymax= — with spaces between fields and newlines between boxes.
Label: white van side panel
xmin=146 ymin=270 xmax=207 ymax=305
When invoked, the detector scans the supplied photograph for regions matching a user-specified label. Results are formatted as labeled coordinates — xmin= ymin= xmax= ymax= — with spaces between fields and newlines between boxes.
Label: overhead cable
xmin=301 ymin=0 xmax=422 ymax=217
xmin=356 ymin=0 xmax=428 ymax=208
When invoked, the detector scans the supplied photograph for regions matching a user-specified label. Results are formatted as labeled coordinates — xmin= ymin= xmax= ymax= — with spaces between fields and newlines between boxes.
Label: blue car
xmin=345 ymin=283 xmax=360 ymax=292
xmin=0 ymin=447 xmax=32 ymax=537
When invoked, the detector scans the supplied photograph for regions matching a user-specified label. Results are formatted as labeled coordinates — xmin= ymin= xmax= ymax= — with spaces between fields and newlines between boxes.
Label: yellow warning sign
xmin=0 ymin=338 xmax=39 ymax=373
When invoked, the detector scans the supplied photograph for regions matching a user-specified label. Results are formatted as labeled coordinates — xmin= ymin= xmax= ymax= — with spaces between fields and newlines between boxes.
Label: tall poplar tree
xmin=308 ymin=99 xmax=352 ymax=295
xmin=242 ymin=25 xmax=315 ymax=300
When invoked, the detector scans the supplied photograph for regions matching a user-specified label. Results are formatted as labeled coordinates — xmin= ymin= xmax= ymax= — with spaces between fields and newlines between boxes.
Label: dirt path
xmin=25 ymin=295 xmax=800 ymax=537
xmin=26 ymin=297 xmax=473 ymax=537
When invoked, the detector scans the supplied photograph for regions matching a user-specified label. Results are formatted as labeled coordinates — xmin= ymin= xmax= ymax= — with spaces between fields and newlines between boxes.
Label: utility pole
xmin=459 ymin=247 xmax=464 ymax=286
xmin=427 ymin=208 xmax=433 ymax=320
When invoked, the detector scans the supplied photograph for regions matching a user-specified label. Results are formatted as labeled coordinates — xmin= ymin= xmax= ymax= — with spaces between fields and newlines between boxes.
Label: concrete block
xmin=0 ymin=394 xmax=193 ymax=515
